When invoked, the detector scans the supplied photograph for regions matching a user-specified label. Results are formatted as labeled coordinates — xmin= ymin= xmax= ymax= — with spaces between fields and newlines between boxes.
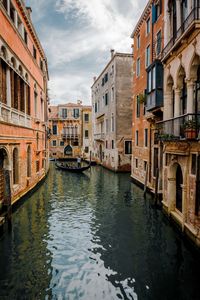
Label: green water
xmin=0 ymin=164 xmax=199 ymax=300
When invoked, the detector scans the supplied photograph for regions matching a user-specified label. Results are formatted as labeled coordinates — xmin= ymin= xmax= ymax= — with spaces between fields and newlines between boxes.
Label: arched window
xmin=64 ymin=145 xmax=73 ymax=156
xmin=168 ymin=0 xmax=177 ymax=39
xmin=13 ymin=148 xmax=19 ymax=184
xmin=27 ymin=146 xmax=31 ymax=177
xmin=181 ymin=0 xmax=188 ymax=23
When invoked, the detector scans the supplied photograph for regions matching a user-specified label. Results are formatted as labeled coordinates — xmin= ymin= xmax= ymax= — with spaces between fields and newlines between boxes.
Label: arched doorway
xmin=0 ymin=148 xmax=10 ymax=205
xmin=64 ymin=145 xmax=73 ymax=156
xmin=176 ymin=165 xmax=183 ymax=212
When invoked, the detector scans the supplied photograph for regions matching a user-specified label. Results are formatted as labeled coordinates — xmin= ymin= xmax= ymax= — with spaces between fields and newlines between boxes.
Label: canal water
xmin=0 ymin=164 xmax=200 ymax=300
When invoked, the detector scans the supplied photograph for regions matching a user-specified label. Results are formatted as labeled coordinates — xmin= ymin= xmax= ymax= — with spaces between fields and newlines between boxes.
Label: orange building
xmin=0 ymin=0 xmax=49 ymax=212
xmin=131 ymin=0 xmax=164 ymax=193
xmin=49 ymin=101 xmax=92 ymax=160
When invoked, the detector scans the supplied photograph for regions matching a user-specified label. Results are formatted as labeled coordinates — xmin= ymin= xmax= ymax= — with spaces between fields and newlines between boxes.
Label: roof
xmin=91 ymin=52 xmax=133 ymax=88
xmin=130 ymin=0 xmax=152 ymax=38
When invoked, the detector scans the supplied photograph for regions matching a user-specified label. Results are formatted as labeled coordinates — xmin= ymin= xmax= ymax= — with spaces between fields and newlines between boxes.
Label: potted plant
xmin=183 ymin=119 xmax=197 ymax=139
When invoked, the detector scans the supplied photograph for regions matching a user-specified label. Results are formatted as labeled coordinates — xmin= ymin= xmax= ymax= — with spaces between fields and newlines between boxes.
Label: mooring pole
xmin=154 ymin=168 xmax=159 ymax=205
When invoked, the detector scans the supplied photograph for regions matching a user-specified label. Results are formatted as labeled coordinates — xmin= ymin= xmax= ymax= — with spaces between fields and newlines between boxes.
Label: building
xmin=131 ymin=0 xmax=164 ymax=192
xmin=49 ymin=101 xmax=92 ymax=159
xmin=156 ymin=0 xmax=200 ymax=246
xmin=0 ymin=0 xmax=49 ymax=210
xmin=91 ymin=51 xmax=133 ymax=172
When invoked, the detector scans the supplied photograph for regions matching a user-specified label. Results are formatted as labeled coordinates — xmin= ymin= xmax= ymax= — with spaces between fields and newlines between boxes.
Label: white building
xmin=92 ymin=51 xmax=133 ymax=172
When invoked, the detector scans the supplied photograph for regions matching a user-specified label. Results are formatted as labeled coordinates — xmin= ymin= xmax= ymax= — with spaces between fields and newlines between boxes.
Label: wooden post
xmin=154 ymin=167 xmax=159 ymax=205
xmin=144 ymin=164 xmax=148 ymax=197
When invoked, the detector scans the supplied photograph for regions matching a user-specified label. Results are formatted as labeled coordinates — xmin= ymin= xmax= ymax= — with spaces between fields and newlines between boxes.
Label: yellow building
xmin=49 ymin=101 xmax=92 ymax=159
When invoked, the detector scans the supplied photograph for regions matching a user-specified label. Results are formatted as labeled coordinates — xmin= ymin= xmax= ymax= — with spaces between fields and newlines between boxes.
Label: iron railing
xmin=94 ymin=133 xmax=105 ymax=140
xmin=162 ymin=7 xmax=200 ymax=58
xmin=156 ymin=113 xmax=200 ymax=141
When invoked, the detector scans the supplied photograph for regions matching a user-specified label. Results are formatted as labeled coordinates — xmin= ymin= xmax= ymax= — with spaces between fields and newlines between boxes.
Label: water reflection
xmin=0 ymin=164 xmax=199 ymax=300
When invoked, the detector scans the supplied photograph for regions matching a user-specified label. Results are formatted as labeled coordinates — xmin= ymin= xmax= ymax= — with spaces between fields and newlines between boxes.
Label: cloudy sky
xmin=26 ymin=0 xmax=146 ymax=105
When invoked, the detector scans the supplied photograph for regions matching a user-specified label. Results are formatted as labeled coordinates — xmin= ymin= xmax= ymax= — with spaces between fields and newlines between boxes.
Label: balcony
xmin=156 ymin=114 xmax=200 ymax=141
xmin=62 ymin=134 xmax=79 ymax=140
xmin=94 ymin=133 xmax=105 ymax=141
xmin=162 ymin=7 xmax=200 ymax=60
xmin=0 ymin=102 xmax=31 ymax=128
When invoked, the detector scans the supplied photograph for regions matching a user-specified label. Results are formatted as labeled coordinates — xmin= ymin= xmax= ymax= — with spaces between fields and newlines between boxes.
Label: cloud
xmin=27 ymin=0 xmax=147 ymax=105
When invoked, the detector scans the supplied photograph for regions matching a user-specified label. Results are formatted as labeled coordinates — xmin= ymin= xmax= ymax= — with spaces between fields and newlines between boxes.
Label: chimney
xmin=26 ymin=7 xmax=32 ymax=17
xmin=110 ymin=49 xmax=115 ymax=58
xmin=77 ymin=100 xmax=82 ymax=105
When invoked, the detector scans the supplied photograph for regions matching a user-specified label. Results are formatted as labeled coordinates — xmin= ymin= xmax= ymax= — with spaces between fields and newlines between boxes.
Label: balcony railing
xmin=62 ymin=133 xmax=79 ymax=140
xmin=162 ymin=7 xmax=200 ymax=59
xmin=156 ymin=114 xmax=200 ymax=141
xmin=94 ymin=133 xmax=105 ymax=141
xmin=0 ymin=102 xmax=31 ymax=127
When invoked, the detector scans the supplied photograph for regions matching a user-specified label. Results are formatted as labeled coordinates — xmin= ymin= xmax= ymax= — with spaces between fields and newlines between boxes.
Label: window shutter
xmin=152 ymin=4 xmax=156 ymax=24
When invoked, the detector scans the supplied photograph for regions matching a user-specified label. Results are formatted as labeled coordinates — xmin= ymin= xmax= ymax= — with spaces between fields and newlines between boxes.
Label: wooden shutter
xmin=14 ymin=73 xmax=18 ymax=109
xmin=2 ymin=61 xmax=7 ymax=104
xmin=10 ymin=69 xmax=15 ymax=108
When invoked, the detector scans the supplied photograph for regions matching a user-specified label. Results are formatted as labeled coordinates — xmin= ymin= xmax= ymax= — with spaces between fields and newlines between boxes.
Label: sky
xmin=26 ymin=0 xmax=147 ymax=105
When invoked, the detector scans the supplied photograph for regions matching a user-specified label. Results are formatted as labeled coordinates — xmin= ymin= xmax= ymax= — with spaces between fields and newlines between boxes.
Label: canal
xmin=0 ymin=164 xmax=200 ymax=300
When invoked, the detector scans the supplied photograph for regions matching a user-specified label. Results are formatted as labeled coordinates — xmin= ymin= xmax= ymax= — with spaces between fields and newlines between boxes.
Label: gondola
xmin=55 ymin=161 xmax=91 ymax=173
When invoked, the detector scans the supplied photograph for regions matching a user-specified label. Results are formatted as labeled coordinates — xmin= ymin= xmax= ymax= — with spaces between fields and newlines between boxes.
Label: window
xmin=33 ymin=46 xmax=37 ymax=59
xmin=106 ymin=140 xmax=108 ymax=149
xmin=60 ymin=141 xmax=64 ymax=146
xmin=191 ymin=154 xmax=197 ymax=175
xmin=136 ymin=130 xmax=139 ymax=146
xmin=95 ymin=103 xmax=98 ymax=113
xmin=85 ymin=147 xmax=89 ymax=153
xmin=106 ymin=119 xmax=109 ymax=133
xmin=112 ymin=87 xmax=114 ymax=101
xmin=152 ymin=66 xmax=156 ymax=90
xmin=144 ymin=161 xmax=147 ymax=171
xmin=137 ymin=35 xmax=140 ymax=49
xmin=24 ymin=30 xmax=28 ymax=45
xmin=105 ymin=92 xmax=109 ymax=105
xmin=62 ymin=108 xmax=67 ymax=118
xmin=156 ymin=30 xmax=162 ymax=56
xmin=27 ymin=146 xmax=31 ymax=177
xmin=136 ymin=96 xmax=140 ymax=117
xmin=73 ymin=109 xmax=79 ymax=118
xmin=112 ymin=140 xmax=114 ymax=149
xmin=40 ymin=59 xmax=43 ymax=71
xmin=102 ymin=77 xmax=104 ymax=86
xmin=34 ymin=92 xmax=38 ymax=117
xmin=146 ymin=18 xmax=150 ymax=35
xmin=36 ymin=161 xmax=40 ymax=173
xmin=13 ymin=148 xmax=19 ymax=184
xmin=153 ymin=148 xmax=159 ymax=177
xmin=136 ymin=158 xmax=138 ymax=168
xmin=111 ymin=115 xmax=114 ymax=132
xmin=2 ymin=0 xmax=7 ymax=11
xmin=136 ymin=58 xmax=140 ymax=77
xmin=52 ymin=140 xmax=57 ymax=146
xmin=125 ymin=141 xmax=132 ymax=154
xmin=105 ymin=73 xmax=108 ymax=83
xmin=52 ymin=125 xmax=57 ymax=135
xmin=84 ymin=114 xmax=89 ymax=122
xmin=146 ymin=45 xmax=150 ymax=68
xmin=144 ymin=129 xmax=148 ymax=147
xmin=85 ymin=130 xmax=89 ymax=138
xmin=10 ymin=3 xmax=15 ymax=23
xmin=148 ymin=70 xmax=152 ymax=92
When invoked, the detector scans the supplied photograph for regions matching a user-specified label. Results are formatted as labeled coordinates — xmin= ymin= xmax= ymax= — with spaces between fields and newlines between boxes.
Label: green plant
xmin=138 ymin=93 xmax=146 ymax=104
xmin=183 ymin=119 xmax=197 ymax=129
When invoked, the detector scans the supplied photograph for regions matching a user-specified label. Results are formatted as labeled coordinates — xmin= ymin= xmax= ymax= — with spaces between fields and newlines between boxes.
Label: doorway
xmin=176 ymin=165 xmax=183 ymax=212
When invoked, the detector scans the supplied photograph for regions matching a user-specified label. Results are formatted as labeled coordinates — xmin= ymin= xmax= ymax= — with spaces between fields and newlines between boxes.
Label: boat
xmin=55 ymin=161 xmax=91 ymax=173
